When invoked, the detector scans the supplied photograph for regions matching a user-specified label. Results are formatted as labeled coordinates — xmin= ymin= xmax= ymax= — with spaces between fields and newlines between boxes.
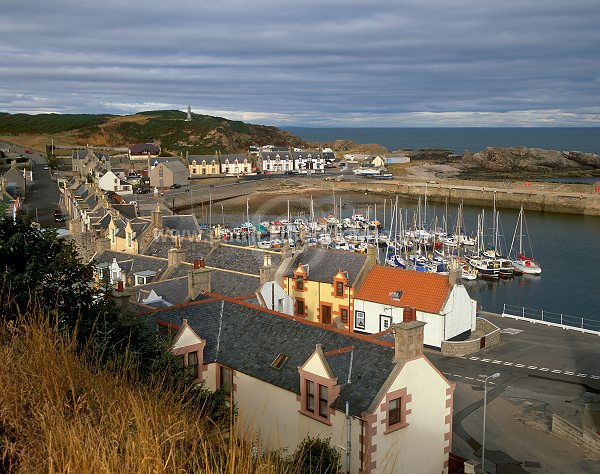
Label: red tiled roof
xmin=355 ymin=266 xmax=451 ymax=314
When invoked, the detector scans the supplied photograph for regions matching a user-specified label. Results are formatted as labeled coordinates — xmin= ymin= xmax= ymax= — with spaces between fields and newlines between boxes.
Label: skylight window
xmin=271 ymin=353 xmax=289 ymax=370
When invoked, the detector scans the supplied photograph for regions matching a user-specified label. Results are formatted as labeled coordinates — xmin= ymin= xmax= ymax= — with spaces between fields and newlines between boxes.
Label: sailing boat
xmin=509 ymin=206 xmax=542 ymax=275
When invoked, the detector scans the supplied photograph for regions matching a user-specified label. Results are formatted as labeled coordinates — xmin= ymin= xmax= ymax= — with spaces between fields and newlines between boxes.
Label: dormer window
xmin=296 ymin=277 xmax=304 ymax=290
xmin=336 ymin=281 xmax=344 ymax=297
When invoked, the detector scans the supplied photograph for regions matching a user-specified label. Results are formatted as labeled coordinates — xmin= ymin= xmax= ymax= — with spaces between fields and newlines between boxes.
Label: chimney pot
xmin=199 ymin=258 xmax=205 ymax=268
xmin=194 ymin=259 xmax=199 ymax=269
xmin=403 ymin=306 xmax=411 ymax=323
xmin=117 ymin=280 xmax=124 ymax=292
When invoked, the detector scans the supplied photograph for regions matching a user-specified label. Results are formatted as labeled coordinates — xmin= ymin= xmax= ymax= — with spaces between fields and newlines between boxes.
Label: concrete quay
xmin=327 ymin=178 xmax=600 ymax=216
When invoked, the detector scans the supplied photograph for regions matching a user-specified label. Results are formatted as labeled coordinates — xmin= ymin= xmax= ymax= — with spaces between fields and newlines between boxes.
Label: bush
xmin=290 ymin=436 xmax=341 ymax=474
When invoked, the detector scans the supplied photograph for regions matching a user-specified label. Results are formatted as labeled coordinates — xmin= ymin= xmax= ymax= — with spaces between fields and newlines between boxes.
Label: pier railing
xmin=502 ymin=304 xmax=600 ymax=336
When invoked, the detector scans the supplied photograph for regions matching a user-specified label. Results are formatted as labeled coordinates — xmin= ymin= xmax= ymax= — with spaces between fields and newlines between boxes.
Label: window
xmin=126 ymin=232 xmax=132 ymax=247
xmin=336 ymin=281 xmax=344 ymax=297
xmin=277 ymin=298 xmax=284 ymax=312
xmin=296 ymin=300 xmax=305 ymax=316
xmin=219 ymin=366 xmax=232 ymax=397
xmin=306 ymin=380 xmax=315 ymax=413
xmin=355 ymin=311 xmax=365 ymax=330
xmin=380 ymin=314 xmax=392 ymax=332
xmin=341 ymin=308 xmax=348 ymax=324
xmin=389 ymin=397 xmax=401 ymax=425
xmin=187 ymin=351 xmax=199 ymax=379
xmin=296 ymin=277 xmax=304 ymax=290
xmin=271 ymin=353 xmax=289 ymax=370
xmin=319 ymin=385 xmax=329 ymax=418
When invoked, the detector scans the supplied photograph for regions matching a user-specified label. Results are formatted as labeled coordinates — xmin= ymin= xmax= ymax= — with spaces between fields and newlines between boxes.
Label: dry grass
xmin=0 ymin=316 xmax=293 ymax=473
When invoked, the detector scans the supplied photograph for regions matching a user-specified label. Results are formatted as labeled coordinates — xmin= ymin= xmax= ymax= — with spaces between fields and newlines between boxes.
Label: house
xmin=354 ymin=266 xmax=477 ymax=348
xmin=140 ymin=296 xmax=454 ymax=473
xmin=97 ymin=168 xmax=134 ymax=195
xmin=282 ymin=247 xmax=375 ymax=329
xmin=148 ymin=160 xmax=189 ymax=188
xmin=258 ymin=150 xmax=293 ymax=174
xmin=385 ymin=155 xmax=410 ymax=165
xmin=0 ymin=160 xmax=26 ymax=197
xmin=188 ymin=155 xmax=221 ymax=176
xmin=72 ymin=149 xmax=110 ymax=178
xmin=371 ymin=156 xmax=386 ymax=168
xmin=221 ymin=155 xmax=252 ymax=175
xmin=292 ymin=151 xmax=325 ymax=174
xmin=129 ymin=143 xmax=161 ymax=162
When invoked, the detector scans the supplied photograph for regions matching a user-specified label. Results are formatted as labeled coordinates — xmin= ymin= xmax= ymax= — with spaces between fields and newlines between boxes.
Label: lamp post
xmin=481 ymin=372 xmax=500 ymax=472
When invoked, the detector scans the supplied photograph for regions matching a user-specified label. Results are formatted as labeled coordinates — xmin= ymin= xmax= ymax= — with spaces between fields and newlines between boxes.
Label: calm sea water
xmin=215 ymin=190 xmax=600 ymax=323
xmin=285 ymin=127 xmax=600 ymax=155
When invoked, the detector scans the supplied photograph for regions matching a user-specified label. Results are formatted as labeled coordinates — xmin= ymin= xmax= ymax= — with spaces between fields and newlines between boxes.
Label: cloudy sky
xmin=1 ymin=0 xmax=599 ymax=126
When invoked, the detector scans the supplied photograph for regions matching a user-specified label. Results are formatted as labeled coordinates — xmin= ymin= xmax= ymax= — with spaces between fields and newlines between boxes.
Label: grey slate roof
xmin=211 ymin=269 xmax=259 ymax=296
xmin=113 ymin=204 xmax=137 ymax=220
xmin=130 ymin=143 xmax=161 ymax=155
xmin=261 ymin=151 xmax=292 ymax=160
xmin=138 ymin=299 xmax=398 ymax=417
xmin=206 ymin=245 xmax=281 ymax=275
xmin=161 ymin=215 xmax=199 ymax=235
xmin=136 ymin=277 xmax=188 ymax=305
xmin=144 ymin=238 xmax=212 ymax=260
xmin=93 ymin=250 xmax=190 ymax=283
xmin=284 ymin=247 xmax=368 ymax=284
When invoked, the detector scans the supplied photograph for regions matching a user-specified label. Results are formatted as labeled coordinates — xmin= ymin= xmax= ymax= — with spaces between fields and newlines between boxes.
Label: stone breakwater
xmin=324 ymin=179 xmax=600 ymax=216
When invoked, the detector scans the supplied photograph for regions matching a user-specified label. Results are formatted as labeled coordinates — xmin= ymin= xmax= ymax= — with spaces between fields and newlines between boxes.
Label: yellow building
xmin=188 ymin=155 xmax=221 ymax=176
xmin=282 ymin=247 xmax=375 ymax=330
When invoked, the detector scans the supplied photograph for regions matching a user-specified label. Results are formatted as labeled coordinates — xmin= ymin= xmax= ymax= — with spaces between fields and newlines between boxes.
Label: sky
xmin=1 ymin=0 xmax=599 ymax=127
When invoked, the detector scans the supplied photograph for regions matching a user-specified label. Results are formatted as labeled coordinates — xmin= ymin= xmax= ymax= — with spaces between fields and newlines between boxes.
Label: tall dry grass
xmin=0 ymin=314 xmax=294 ymax=473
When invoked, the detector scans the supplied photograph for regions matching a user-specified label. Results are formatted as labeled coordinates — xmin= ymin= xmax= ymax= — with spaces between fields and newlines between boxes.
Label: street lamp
xmin=481 ymin=372 xmax=500 ymax=472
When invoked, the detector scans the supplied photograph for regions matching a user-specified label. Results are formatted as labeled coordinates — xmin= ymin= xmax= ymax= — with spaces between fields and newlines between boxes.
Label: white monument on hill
xmin=185 ymin=105 xmax=192 ymax=121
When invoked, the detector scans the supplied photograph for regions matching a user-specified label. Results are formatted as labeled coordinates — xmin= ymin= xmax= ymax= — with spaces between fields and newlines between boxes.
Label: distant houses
xmin=257 ymin=148 xmax=325 ymax=174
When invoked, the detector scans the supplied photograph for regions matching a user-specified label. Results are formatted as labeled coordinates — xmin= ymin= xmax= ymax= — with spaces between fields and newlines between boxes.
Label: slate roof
xmin=355 ymin=265 xmax=451 ymax=314
xmin=139 ymin=298 xmax=399 ymax=417
xmin=284 ymin=247 xmax=368 ymax=284
xmin=261 ymin=151 xmax=292 ymax=160
xmin=188 ymin=155 xmax=220 ymax=165
xmin=161 ymin=160 xmax=189 ymax=173
xmin=144 ymin=237 xmax=212 ymax=260
xmin=136 ymin=277 xmax=188 ymax=305
xmin=113 ymin=203 xmax=137 ymax=220
xmin=93 ymin=250 xmax=190 ymax=283
xmin=130 ymin=143 xmax=161 ymax=155
xmin=292 ymin=151 xmax=322 ymax=160
xmin=211 ymin=269 xmax=259 ymax=296
xmin=162 ymin=215 xmax=198 ymax=234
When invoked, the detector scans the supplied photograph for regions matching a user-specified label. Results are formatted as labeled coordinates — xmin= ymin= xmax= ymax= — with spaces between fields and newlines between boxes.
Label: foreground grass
xmin=0 ymin=316 xmax=293 ymax=473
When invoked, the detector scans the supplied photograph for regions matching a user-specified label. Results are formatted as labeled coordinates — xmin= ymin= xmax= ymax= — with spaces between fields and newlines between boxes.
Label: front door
xmin=321 ymin=305 xmax=332 ymax=325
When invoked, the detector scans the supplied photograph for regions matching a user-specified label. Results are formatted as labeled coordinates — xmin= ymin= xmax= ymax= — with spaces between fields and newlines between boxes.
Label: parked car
xmin=43 ymin=165 xmax=49 ymax=170
xmin=284 ymin=170 xmax=299 ymax=175
xmin=24 ymin=149 xmax=32 ymax=154
xmin=136 ymin=187 xmax=150 ymax=194
xmin=54 ymin=210 xmax=65 ymax=222
xmin=169 ymin=183 xmax=182 ymax=189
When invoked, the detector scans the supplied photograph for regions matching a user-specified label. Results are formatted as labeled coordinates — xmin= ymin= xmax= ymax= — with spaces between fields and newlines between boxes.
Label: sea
xmin=261 ymin=127 xmax=600 ymax=324
xmin=284 ymin=127 xmax=600 ymax=156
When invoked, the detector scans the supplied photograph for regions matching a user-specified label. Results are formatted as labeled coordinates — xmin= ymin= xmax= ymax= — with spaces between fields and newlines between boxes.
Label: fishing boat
xmin=509 ymin=206 xmax=542 ymax=275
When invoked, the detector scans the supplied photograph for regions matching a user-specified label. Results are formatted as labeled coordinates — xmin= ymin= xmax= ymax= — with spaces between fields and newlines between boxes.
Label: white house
xmin=151 ymin=296 xmax=454 ymax=474
xmin=259 ymin=150 xmax=294 ymax=174
xmin=221 ymin=155 xmax=253 ymax=175
xmin=292 ymin=151 xmax=325 ymax=174
xmin=354 ymin=266 xmax=476 ymax=348
xmin=256 ymin=280 xmax=294 ymax=315
xmin=97 ymin=169 xmax=134 ymax=195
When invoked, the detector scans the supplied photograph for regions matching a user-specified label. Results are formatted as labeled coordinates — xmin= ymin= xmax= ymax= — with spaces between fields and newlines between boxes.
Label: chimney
xmin=151 ymin=203 xmax=163 ymax=229
xmin=448 ymin=267 xmax=462 ymax=286
xmin=260 ymin=254 xmax=276 ymax=284
xmin=96 ymin=237 xmax=111 ymax=254
xmin=188 ymin=258 xmax=212 ymax=300
xmin=167 ymin=246 xmax=185 ymax=267
xmin=366 ymin=244 xmax=377 ymax=270
xmin=281 ymin=240 xmax=292 ymax=260
xmin=112 ymin=280 xmax=133 ymax=310
xmin=390 ymin=306 xmax=426 ymax=363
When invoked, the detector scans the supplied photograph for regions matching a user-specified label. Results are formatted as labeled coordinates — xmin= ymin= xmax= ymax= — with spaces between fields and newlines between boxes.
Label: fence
xmin=502 ymin=304 xmax=600 ymax=336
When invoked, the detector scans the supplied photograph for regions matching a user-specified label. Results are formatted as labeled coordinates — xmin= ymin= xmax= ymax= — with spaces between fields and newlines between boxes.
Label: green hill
xmin=0 ymin=110 xmax=306 ymax=155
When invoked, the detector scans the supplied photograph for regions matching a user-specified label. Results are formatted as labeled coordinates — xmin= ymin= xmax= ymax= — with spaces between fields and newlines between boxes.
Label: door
xmin=321 ymin=305 xmax=332 ymax=325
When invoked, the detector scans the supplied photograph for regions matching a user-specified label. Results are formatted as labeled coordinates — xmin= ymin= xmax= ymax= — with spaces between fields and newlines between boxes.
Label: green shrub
xmin=290 ymin=436 xmax=341 ymax=474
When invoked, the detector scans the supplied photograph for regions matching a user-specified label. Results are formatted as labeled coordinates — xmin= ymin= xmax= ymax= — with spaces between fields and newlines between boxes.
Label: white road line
xmin=577 ymin=374 xmax=587 ymax=377
xmin=527 ymin=366 xmax=538 ymax=369
xmin=458 ymin=356 xmax=467 ymax=359
xmin=452 ymin=374 xmax=462 ymax=378
xmin=564 ymin=371 xmax=574 ymax=375
xmin=492 ymin=360 xmax=502 ymax=364
xmin=551 ymin=370 xmax=562 ymax=374
xmin=591 ymin=375 xmax=600 ymax=380
xmin=469 ymin=357 xmax=479 ymax=360
xmin=465 ymin=376 xmax=474 ymax=380
xmin=481 ymin=358 xmax=490 ymax=362
xmin=515 ymin=364 xmax=525 ymax=368
xmin=539 ymin=368 xmax=549 ymax=372
xmin=503 ymin=362 xmax=513 ymax=366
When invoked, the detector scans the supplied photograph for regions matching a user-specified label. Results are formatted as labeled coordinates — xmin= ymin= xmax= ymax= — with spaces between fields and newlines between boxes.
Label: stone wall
xmin=441 ymin=318 xmax=501 ymax=357
xmin=551 ymin=414 xmax=600 ymax=457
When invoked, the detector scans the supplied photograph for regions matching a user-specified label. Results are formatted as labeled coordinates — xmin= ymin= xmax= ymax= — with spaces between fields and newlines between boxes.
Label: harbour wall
xmin=326 ymin=179 xmax=600 ymax=216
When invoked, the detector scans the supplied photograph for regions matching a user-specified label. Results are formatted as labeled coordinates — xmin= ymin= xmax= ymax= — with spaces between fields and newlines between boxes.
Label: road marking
xmin=577 ymin=374 xmax=587 ymax=378
xmin=503 ymin=362 xmax=513 ymax=366
xmin=527 ymin=366 xmax=538 ymax=369
xmin=591 ymin=375 xmax=600 ymax=380
xmin=465 ymin=376 xmax=474 ymax=380
xmin=492 ymin=360 xmax=502 ymax=364
xmin=452 ymin=374 xmax=462 ymax=378
xmin=458 ymin=356 xmax=467 ymax=359
xmin=539 ymin=368 xmax=549 ymax=372
xmin=564 ymin=371 xmax=574 ymax=375
xmin=515 ymin=364 xmax=525 ymax=368
xmin=551 ymin=369 xmax=562 ymax=374
xmin=481 ymin=358 xmax=490 ymax=362
xmin=469 ymin=357 xmax=480 ymax=360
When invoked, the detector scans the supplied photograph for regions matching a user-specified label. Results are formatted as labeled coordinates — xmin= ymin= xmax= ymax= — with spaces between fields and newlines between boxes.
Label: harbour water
xmin=212 ymin=190 xmax=600 ymax=323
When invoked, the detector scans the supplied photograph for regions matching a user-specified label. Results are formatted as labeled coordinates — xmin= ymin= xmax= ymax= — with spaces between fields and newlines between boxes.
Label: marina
xmin=192 ymin=190 xmax=600 ymax=323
